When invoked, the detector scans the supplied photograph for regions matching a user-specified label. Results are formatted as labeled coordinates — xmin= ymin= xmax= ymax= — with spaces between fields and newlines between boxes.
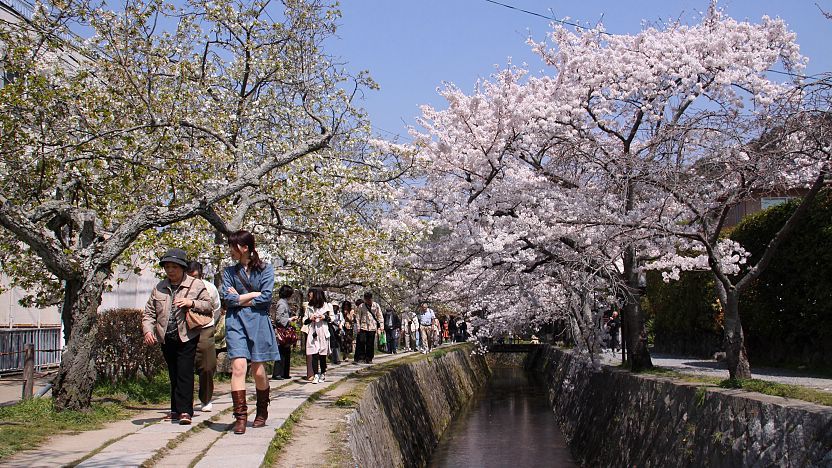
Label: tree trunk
xmin=581 ymin=293 xmax=601 ymax=355
xmin=61 ymin=279 xmax=81 ymax=343
xmin=722 ymin=290 xmax=752 ymax=380
xmin=622 ymin=246 xmax=652 ymax=371
xmin=53 ymin=267 xmax=110 ymax=411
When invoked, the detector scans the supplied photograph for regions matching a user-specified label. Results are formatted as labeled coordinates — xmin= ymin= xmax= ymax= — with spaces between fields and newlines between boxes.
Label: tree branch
xmin=97 ymin=132 xmax=332 ymax=266
xmin=0 ymin=196 xmax=81 ymax=280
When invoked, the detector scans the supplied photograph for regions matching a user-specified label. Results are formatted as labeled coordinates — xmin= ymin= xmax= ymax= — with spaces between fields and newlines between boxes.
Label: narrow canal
xmin=428 ymin=366 xmax=577 ymax=467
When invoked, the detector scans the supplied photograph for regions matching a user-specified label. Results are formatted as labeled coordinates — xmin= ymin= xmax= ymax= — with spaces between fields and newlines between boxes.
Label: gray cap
xmin=159 ymin=248 xmax=189 ymax=268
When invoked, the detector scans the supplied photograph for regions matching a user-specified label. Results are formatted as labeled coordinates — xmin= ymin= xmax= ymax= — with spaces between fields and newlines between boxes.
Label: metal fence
xmin=0 ymin=327 xmax=62 ymax=374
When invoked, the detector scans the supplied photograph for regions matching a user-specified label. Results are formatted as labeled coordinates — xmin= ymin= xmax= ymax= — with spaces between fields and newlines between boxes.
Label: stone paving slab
xmin=195 ymin=352 xmax=411 ymax=468
xmin=75 ymin=390 xmax=239 ymax=468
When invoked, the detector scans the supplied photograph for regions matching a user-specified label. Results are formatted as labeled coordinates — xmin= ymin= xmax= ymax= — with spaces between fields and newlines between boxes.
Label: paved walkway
xmin=0 ymin=374 xmax=53 ymax=406
xmin=1 ymin=351 xmax=414 ymax=467
xmin=600 ymin=351 xmax=832 ymax=392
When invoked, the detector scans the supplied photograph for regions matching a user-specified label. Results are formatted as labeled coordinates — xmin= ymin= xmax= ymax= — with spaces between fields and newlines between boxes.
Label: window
xmin=761 ymin=197 xmax=794 ymax=210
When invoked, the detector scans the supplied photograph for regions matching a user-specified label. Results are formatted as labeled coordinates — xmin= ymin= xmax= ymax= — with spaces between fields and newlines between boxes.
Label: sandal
xmin=179 ymin=413 xmax=192 ymax=425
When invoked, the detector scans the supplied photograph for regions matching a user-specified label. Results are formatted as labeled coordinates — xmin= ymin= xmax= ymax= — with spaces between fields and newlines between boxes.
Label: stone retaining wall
xmin=347 ymin=347 xmax=489 ymax=468
xmin=528 ymin=345 xmax=832 ymax=467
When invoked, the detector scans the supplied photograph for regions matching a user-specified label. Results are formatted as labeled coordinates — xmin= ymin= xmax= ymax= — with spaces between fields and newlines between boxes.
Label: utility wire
xmin=483 ymin=0 xmax=612 ymax=35
xmin=482 ymin=0 xmax=820 ymax=80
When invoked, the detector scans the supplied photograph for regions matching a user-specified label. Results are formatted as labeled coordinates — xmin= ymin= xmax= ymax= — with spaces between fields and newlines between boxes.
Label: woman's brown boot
xmin=252 ymin=388 xmax=270 ymax=428
xmin=231 ymin=390 xmax=248 ymax=435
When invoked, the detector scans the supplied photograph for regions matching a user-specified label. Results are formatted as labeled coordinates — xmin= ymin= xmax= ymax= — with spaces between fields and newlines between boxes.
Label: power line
xmin=373 ymin=125 xmax=413 ymax=142
xmin=483 ymin=0 xmax=612 ymax=35
xmin=482 ymin=0 xmax=817 ymax=80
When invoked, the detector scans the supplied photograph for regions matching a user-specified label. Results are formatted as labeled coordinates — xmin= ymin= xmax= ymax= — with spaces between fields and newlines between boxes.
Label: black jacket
xmin=383 ymin=311 xmax=402 ymax=329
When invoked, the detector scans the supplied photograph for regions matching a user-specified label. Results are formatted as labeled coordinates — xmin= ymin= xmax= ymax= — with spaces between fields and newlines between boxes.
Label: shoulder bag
xmin=185 ymin=282 xmax=213 ymax=329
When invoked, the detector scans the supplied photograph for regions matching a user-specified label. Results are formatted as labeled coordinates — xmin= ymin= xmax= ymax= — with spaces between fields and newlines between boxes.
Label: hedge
xmin=645 ymin=189 xmax=832 ymax=368
xmin=642 ymin=270 xmax=722 ymax=358
xmin=96 ymin=308 xmax=166 ymax=382
xmin=729 ymin=189 xmax=832 ymax=368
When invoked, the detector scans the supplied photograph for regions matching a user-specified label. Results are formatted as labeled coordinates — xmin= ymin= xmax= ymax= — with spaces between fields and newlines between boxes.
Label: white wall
xmin=0 ymin=274 xmax=61 ymax=327
xmin=99 ymin=266 xmax=160 ymax=311
xmin=0 ymin=265 xmax=160 ymax=327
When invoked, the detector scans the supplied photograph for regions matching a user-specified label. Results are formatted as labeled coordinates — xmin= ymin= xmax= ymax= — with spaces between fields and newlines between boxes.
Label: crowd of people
xmin=140 ymin=229 xmax=468 ymax=435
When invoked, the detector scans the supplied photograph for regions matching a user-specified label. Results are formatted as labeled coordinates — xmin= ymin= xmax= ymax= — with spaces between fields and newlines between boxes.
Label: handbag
xmin=183 ymin=282 xmax=212 ymax=329
xmin=276 ymin=325 xmax=298 ymax=347
xmin=186 ymin=309 xmax=213 ymax=329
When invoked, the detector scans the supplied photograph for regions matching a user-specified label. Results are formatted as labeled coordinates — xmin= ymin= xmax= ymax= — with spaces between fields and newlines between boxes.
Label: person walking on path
xmin=304 ymin=288 xmax=333 ymax=383
xmin=400 ymin=309 xmax=412 ymax=351
xmin=220 ymin=230 xmax=280 ymax=435
xmin=271 ymin=285 xmax=297 ymax=380
xmin=142 ymin=248 xmax=213 ymax=425
xmin=341 ymin=300 xmax=355 ymax=358
xmin=383 ymin=308 xmax=401 ymax=354
xmin=418 ymin=303 xmax=436 ymax=354
xmin=354 ymin=292 xmax=383 ymax=364
xmin=411 ymin=310 xmax=421 ymax=351
xmin=606 ymin=311 xmax=621 ymax=352
xmin=330 ymin=304 xmax=344 ymax=364
xmin=352 ymin=299 xmax=365 ymax=362
xmin=186 ymin=261 xmax=222 ymax=412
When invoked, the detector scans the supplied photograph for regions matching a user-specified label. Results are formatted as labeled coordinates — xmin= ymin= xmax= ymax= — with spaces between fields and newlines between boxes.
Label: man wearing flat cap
xmin=142 ymin=248 xmax=213 ymax=425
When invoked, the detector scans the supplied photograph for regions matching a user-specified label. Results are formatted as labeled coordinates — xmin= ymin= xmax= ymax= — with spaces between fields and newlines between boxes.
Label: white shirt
xmin=200 ymin=279 xmax=222 ymax=328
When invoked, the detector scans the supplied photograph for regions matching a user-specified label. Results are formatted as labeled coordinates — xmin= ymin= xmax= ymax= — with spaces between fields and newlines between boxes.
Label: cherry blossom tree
xmin=402 ymin=4 xmax=822 ymax=377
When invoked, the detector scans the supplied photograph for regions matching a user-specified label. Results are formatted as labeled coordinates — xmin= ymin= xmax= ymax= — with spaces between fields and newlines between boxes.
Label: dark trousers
xmin=311 ymin=354 xmax=328 ymax=375
xmin=385 ymin=328 xmax=399 ymax=354
xmin=302 ymin=332 xmax=313 ymax=378
xmin=195 ymin=326 xmax=216 ymax=405
xmin=355 ymin=330 xmax=376 ymax=363
xmin=330 ymin=330 xmax=341 ymax=364
xmin=342 ymin=328 xmax=354 ymax=355
xmin=272 ymin=345 xmax=291 ymax=378
xmin=162 ymin=334 xmax=198 ymax=417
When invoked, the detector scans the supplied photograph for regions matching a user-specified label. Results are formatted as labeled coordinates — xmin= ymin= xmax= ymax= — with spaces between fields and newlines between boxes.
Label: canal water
xmin=428 ymin=366 xmax=577 ymax=467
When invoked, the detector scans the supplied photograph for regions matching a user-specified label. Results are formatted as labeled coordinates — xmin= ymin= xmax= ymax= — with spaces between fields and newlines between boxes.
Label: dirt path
xmin=273 ymin=379 xmax=359 ymax=468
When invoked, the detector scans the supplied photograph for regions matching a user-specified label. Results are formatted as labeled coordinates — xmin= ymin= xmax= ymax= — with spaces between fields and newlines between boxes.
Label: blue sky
xmin=327 ymin=0 xmax=832 ymax=141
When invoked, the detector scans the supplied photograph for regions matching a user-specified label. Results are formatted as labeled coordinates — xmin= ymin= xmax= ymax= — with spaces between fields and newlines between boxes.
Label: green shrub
xmin=730 ymin=189 xmax=832 ymax=368
xmin=642 ymin=270 xmax=722 ymax=358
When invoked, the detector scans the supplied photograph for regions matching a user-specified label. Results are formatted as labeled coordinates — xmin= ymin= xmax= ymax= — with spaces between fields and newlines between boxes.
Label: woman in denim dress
xmin=220 ymin=230 xmax=280 ymax=435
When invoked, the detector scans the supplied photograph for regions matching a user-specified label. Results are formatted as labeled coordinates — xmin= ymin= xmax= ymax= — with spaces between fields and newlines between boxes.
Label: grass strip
xmin=635 ymin=366 xmax=832 ymax=407
xmin=0 ymin=398 xmax=131 ymax=462
xmin=718 ymin=378 xmax=832 ymax=406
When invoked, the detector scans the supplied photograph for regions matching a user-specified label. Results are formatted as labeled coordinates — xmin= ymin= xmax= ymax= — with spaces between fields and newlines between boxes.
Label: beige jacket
xmin=142 ymin=275 xmax=213 ymax=343
xmin=356 ymin=302 xmax=383 ymax=332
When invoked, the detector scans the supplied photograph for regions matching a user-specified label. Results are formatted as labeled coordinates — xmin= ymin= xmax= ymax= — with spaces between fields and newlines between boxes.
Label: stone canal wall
xmin=347 ymin=346 xmax=490 ymax=468
xmin=528 ymin=345 xmax=832 ymax=467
